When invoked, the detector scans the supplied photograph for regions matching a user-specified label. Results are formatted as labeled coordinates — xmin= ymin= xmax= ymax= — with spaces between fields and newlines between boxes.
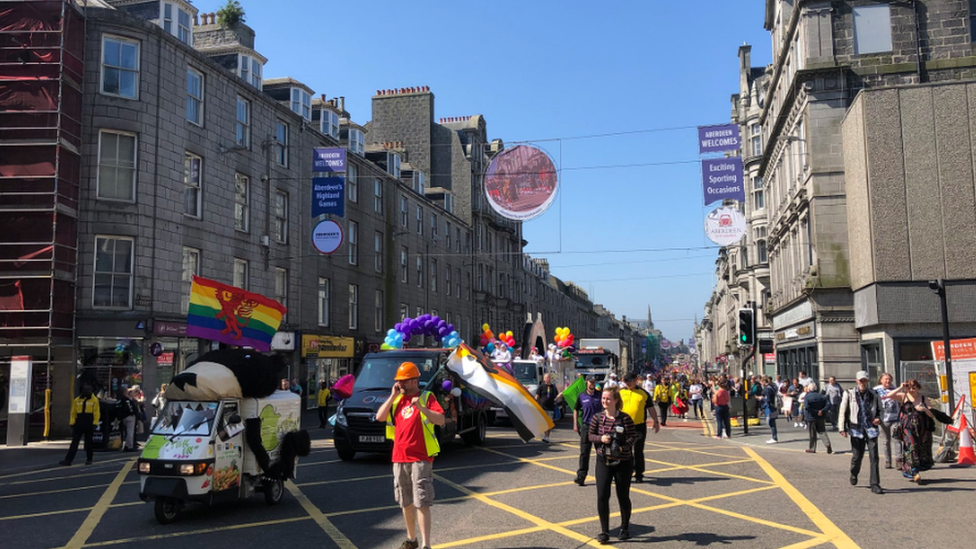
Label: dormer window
xmin=320 ymin=110 xmax=339 ymax=139
xmin=412 ymin=171 xmax=425 ymax=195
xmin=239 ymin=55 xmax=263 ymax=89
xmin=162 ymin=2 xmax=193 ymax=45
xmin=444 ymin=193 xmax=454 ymax=214
xmin=348 ymin=128 xmax=365 ymax=156
xmin=387 ymin=152 xmax=401 ymax=178
xmin=291 ymin=88 xmax=311 ymax=121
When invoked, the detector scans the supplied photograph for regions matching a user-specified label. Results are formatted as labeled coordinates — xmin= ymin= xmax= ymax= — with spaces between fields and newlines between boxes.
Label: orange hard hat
xmin=394 ymin=362 xmax=420 ymax=381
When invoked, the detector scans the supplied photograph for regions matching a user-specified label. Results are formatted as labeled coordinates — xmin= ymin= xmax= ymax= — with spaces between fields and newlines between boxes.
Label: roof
xmin=262 ymin=77 xmax=314 ymax=95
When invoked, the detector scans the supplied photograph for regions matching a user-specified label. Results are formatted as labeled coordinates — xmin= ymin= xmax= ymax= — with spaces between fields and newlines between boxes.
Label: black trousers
xmin=596 ymin=456 xmax=633 ymax=534
xmin=657 ymin=402 xmax=669 ymax=425
xmin=577 ymin=426 xmax=594 ymax=480
xmin=850 ymin=435 xmax=881 ymax=487
xmin=65 ymin=423 xmax=94 ymax=464
xmin=633 ymin=423 xmax=647 ymax=479
xmin=318 ymin=405 xmax=330 ymax=426
xmin=808 ymin=417 xmax=831 ymax=451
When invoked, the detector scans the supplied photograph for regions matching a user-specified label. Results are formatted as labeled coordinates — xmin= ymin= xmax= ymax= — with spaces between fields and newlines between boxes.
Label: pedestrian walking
xmin=787 ymin=379 xmax=801 ymax=425
xmin=317 ymin=380 xmax=331 ymax=429
xmin=642 ymin=374 xmax=655 ymax=394
xmin=761 ymin=377 xmax=780 ymax=444
xmin=374 ymin=362 xmax=446 ymax=549
xmin=802 ymin=384 xmax=832 ymax=454
xmin=589 ymin=387 xmax=636 ymax=544
xmin=822 ymin=376 xmax=843 ymax=430
xmin=689 ymin=378 xmax=704 ymax=419
xmin=537 ymin=373 xmax=558 ymax=443
xmin=653 ymin=377 xmax=671 ymax=426
xmin=712 ymin=380 xmax=731 ymax=439
xmin=883 ymin=379 xmax=936 ymax=484
xmin=60 ymin=383 xmax=100 ymax=466
xmin=620 ymin=372 xmax=660 ymax=483
xmin=117 ymin=388 xmax=139 ymax=451
xmin=838 ymin=370 xmax=883 ymax=494
xmin=573 ymin=375 xmax=603 ymax=486
xmin=873 ymin=373 xmax=899 ymax=469
xmin=151 ymin=383 xmax=167 ymax=421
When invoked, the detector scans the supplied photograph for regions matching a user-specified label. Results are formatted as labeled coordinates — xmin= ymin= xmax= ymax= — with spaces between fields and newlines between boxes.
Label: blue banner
xmin=312 ymin=177 xmax=345 ymax=218
xmin=312 ymin=148 xmax=347 ymax=172
xmin=698 ymin=124 xmax=740 ymax=155
xmin=702 ymin=157 xmax=745 ymax=205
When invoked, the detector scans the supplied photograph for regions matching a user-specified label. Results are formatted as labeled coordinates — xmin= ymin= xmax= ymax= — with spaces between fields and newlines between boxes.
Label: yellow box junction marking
xmin=286 ymin=479 xmax=359 ymax=549
xmin=64 ymin=459 xmax=135 ymax=549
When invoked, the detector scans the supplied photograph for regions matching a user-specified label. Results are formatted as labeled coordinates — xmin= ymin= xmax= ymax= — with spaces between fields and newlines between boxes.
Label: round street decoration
xmin=704 ymin=206 xmax=746 ymax=246
xmin=484 ymin=144 xmax=558 ymax=221
xmin=312 ymin=219 xmax=344 ymax=255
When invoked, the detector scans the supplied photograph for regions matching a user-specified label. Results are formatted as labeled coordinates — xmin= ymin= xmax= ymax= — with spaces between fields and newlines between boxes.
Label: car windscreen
xmin=575 ymin=354 xmax=607 ymax=368
xmin=151 ymin=401 xmax=218 ymax=436
xmin=355 ymin=355 xmax=439 ymax=391
xmin=511 ymin=362 xmax=538 ymax=384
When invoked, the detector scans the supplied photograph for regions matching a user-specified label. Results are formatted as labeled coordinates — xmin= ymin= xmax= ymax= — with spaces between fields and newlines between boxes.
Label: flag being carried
xmin=186 ymin=275 xmax=287 ymax=352
xmin=447 ymin=343 xmax=553 ymax=442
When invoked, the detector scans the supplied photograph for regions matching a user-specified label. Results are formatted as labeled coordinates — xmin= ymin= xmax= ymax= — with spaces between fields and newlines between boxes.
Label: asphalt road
xmin=2 ymin=414 xmax=975 ymax=549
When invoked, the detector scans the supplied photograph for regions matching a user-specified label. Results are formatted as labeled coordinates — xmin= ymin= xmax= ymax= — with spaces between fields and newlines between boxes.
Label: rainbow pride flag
xmin=185 ymin=276 xmax=287 ymax=352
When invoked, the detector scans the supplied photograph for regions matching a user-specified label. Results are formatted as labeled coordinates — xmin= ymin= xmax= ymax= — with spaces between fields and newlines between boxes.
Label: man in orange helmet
xmin=375 ymin=362 xmax=446 ymax=549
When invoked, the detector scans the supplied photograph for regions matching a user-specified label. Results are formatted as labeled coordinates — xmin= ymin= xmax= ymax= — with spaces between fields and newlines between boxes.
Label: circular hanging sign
xmin=660 ymin=340 xmax=672 ymax=350
xmin=312 ymin=219 xmax=344 ymax=255
xmin=149 ymin=342 xmax=164 ymax=357
xmin=704 ymin=206 xmax=746 ymax=246
xmin=484 ymin=144 xmax=558 ymax=221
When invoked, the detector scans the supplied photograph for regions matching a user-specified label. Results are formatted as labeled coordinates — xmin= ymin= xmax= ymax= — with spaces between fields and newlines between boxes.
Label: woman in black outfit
xmin=588 ymin=386 xmax=637 ymax=544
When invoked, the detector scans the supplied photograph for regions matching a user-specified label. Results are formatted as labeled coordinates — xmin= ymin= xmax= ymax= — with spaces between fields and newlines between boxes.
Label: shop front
xmin=301 ymin=334 xmax=364 ymax=410
xmin=774 ymin=321 xmax=818 ymax=383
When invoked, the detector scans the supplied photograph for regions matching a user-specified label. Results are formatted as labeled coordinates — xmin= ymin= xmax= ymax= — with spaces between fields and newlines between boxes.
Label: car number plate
xmin=359 ymin=436 xmax=385 ymax=443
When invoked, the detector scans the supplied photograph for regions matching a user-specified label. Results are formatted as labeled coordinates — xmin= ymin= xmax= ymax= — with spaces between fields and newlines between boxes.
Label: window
xmin=347 ymin=164 xmax=358 ymax=203
xmin=163 ymin=3 xmax=172 ymax=33
xmin=183 ymin=153 xmax=202 ymax=217
xmin=400 ymin=247 xmax=408 ymax=283
xmin=400 ymin=195 xmax=408 ymax=227
xmin=446 ymin=267 xmax=451 ymax=296
xmin=97 ymin=130 xmax=136 ymax=201
xmin=273 ymin=190 xmax=288 ymax=243
xmin=444 ymin=193 xmax=454 ymax=214
xmin=430 ymin=213 xmax=437 ymax=240
xmin=456 ymin=268 xmax=461 ymax=298
xmin=234 ymin=173 xmax=249 ymax=232
xmin=177 ymin=7 xmax=191 ymax=44
xmin=101 ymin=35 xmax=139 ymax=99
xmin=756 ymin=226 xmax=768 ymax=264
xmin=321 ymin=109 xmax=339 ymax=139
xmin=348 ymin=220 xmax=358 ymax=265
xmin=853 ymin=5 xmax=892 ymax=55
xmin=456 ymin=228 xmax=461 ymax=253
xmin=374 ymin=231 xmax=383 ymax=273
xmin=387 ymin=153 xmax=401 ymax=178
xmin=477 ymin=264 xmax=484 ymax=291
xmin=348 ymin=284 xmax=358 ymax=329
xmin=186 ymin=68 xmax=204 ymax=125
xmin=374 ymin=290 xmax=384 ymax=332
xmin=93 ymin=236 xmax=133 ymax=309
xmin=275 ymin=268 xmax=288 ymax=315
xmin=250 ymin=58 xmax=261 ymax=88
xmin=240 ymin=55 xmax=249 ymax=84
xmin=753 ymin=176 xmax=765 ymax=211
xmin=972 ymin=0 xmax=976 ymax=42
xmin=374 ymin=179 xmax=383 ymax=215
xmin=181 ymin=247 xmax=199 ymax=314
xmin=275 ymin=120 xmax=289 ymax=167
xmin=236 ymin=96 xmax=250 ymax=148
xmin=290 ymin=88 xmax=311 ymax=121
xmin=399 ymin=303 xmax=408 ymax=322
xmin=233 ymin=258 xmax=248 ymax=289
xmin=413 ymin=171 xmax=425 ymax=194
xmin=750 ymin=124 xmax=762 ymax=157
xmin=416 ymin=206 xmax=423 ymax=235
xmin=415 ymin=306 xmax=423 ymax=318
xmin=430 ymin=259 xmax=437 ymax=293
xmin=238 ymin=54 xmax=262 ymax=88
xmin=416 ymin=256 xmax=423 ymax=288
xmin=318 ymin=277 xmax=330 ymax=327
xmin=348 ymin=128 xmax=365 ymax=155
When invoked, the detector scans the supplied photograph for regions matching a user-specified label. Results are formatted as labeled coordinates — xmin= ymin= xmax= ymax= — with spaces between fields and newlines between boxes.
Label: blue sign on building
xmin=312 ymin=177 xmax=345 ymax=218
xmin=697 ymin=124 xmax=740 ymax=155
xmin=312 ymin=148 xmax=347 ymax=172
xmin=702 ymin=157 xmax=745 ymax=205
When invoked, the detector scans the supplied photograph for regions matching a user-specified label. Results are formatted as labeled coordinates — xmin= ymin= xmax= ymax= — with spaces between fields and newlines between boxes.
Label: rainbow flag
xmin=447 ymin=343 xmax=554 ymax=442
xmin=186 ymin=275 xmax=287 ymax=352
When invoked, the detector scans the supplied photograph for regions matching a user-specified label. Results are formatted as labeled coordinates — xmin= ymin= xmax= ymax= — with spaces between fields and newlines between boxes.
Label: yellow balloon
xmin=506 ymin=331 xmax=513 ymax=338
xmin=482 ymin=323 xmax=490 ymax=332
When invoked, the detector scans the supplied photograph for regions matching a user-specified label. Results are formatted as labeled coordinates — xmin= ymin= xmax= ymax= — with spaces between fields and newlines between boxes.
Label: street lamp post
xmin=929 ymin=279 xmax=955 ymax=406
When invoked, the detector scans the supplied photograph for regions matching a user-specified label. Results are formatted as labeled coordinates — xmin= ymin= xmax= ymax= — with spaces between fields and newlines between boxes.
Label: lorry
xmin=332 ymin=349 xmax=492 ymax=461
xmin=576 ymin=339 xmax=627 ymax=382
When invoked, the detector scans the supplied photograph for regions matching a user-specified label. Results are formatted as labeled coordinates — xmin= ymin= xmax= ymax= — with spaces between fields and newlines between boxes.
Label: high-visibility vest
xmin=386 ymin=391 xmax=440 ymax=458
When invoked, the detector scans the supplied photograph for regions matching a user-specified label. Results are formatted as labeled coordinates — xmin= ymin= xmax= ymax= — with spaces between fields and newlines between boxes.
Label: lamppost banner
xmin=702 ymin=157 xmax=745 ymax=205
xmin=312 ymin=147 xmax=347 ymax=172
xmin=312 ymin=177 xmax=345 ymax=217
xmin=697 ymin=124 xmax=740 ymax=154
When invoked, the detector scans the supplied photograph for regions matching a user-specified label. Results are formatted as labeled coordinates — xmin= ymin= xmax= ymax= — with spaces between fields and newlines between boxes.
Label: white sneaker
xmin=794 ymin=422 xmax=799 ymax=428
xmin=721 ymin=434 xmax=729 ymax=439
xmin=800 ymin=423 xmax=807 ymax=429
xmin=766 ymin=439 xmax=778 ymax=444
xmin=541 ymin=436 xmax=549 ymax=443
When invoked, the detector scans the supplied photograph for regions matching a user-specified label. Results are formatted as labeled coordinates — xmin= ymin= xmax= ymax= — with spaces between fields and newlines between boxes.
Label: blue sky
xmin=196 ymin=0 xmax=773 ymax=343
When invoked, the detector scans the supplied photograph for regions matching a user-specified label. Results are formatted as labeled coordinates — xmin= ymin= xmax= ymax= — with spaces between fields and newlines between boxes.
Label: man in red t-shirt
xmin=375 ymin=362 xmax=445 ymax=549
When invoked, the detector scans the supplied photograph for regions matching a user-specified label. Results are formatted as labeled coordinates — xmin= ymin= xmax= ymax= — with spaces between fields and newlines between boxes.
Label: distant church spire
xmin=647 ymin=305 xmax=654 ymax=330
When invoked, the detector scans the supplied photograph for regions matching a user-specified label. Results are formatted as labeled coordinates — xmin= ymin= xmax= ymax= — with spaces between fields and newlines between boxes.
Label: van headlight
xmin=138 ymin=461 xmax=151 ymax=474
xmin=335 ymin=409 xmax=348 ymax=427
xmin=179 ymin=462 xmax=209 ymax=475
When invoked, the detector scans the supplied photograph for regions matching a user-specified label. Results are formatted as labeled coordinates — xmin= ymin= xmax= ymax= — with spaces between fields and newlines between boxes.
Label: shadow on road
xmin=647 ymin=476 xmax=727 ymax=487
xmin=639 ymin=531 xmax=755 ymax=546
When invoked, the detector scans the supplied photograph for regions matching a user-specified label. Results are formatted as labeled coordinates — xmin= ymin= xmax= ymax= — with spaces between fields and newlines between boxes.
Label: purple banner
xmin=313 ymin=147 xmax=347 ymax=172
xmin=698 ymin=124 xmax=740 ymax=154
xmin=702 ymin=157 xmax=745 ymax=205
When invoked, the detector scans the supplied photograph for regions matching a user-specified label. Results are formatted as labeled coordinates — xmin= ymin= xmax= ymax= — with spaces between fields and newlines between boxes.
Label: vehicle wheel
xmin=335 ymin=440 xmax=356 ymax=461
xmin=153 ymin=497 xmax=180 ymax=525
xmin=461 ymin=412 xmax=487 ymax=446
xmin=264 ymin=477 xmax=284 ymax=506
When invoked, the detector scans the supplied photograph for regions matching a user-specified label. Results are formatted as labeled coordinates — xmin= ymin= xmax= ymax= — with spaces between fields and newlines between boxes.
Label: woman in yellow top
xmin=317 ymin=380 xmax=332 ymax=429
xmin=653 ymin=379 xmax=671 ymax=426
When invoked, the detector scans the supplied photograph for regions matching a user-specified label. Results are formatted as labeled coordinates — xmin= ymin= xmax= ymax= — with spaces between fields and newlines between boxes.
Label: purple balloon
xmin=423 ymin=320 xmax=433 ymax=330
xmin=438 ymin=326 xmax=449 ymax=336
xmin=394 ymin=322 xmax=403 ymax=332
xmin=441 ymin=379 xmax=454 ymax=392
xmin=403 ymin=333 xmax=412 ymax=343
xmin=446 ymin=324 xmax=455 ymax=333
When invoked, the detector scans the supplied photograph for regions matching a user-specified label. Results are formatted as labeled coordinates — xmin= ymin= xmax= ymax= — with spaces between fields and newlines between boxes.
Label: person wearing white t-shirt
xmin=642 ymin=374 xmax=655 ymax=394
xmin=605 ymin=373 xmax=620 ymax=388
xmin=688 ymin=380 xmax=704 ymax=419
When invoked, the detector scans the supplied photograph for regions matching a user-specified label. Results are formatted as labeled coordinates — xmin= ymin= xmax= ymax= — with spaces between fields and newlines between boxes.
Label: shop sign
xmin=302 ymin=335 xmax=356 ymax=358
xmin=776 ymin=322 xmax=815 ymax=341
xmin=271 ymin=332 xmax=296 ymax=351
xmin=154 ymin=321 xmax=187 ymax=337
xmin=158 ymin=352 xmax=174 ymax=366
xmin=302 ymin=335 xmax=320 ymax=357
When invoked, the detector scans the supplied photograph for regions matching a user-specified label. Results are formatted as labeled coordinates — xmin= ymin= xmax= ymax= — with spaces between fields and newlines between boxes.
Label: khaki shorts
xmin=393 ymin=461 xmax=435 ymax=508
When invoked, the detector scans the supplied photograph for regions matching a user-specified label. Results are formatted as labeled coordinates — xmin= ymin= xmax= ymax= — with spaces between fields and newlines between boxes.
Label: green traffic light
xmin=741 ymin=335 xmax=747 ymax=341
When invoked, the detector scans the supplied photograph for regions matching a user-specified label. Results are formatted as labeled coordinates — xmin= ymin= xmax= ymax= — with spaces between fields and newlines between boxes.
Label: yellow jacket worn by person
xmin=317 ymin=388 xmax=331 ymax=407
xmin=653 ymin=384 xmax=670 ymax=404
xmin=70 ymin=395 xmax=100 ymax=426
xmin=620 ymin=387 xmax=650 ymax=424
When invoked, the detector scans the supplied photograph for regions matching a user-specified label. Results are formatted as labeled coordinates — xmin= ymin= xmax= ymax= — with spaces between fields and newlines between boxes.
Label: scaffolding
xmin=0 ymin=0 xmax=85 ymax=438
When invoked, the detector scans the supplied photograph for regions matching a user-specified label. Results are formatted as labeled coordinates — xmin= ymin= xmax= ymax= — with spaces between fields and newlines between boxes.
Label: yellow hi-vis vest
xmin=386 ymin=391 xmax=440 ymax=458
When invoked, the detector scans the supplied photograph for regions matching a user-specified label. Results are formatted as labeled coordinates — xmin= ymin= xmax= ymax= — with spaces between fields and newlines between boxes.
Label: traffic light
xmin=738 ymin=308 xmax=755 ymax=346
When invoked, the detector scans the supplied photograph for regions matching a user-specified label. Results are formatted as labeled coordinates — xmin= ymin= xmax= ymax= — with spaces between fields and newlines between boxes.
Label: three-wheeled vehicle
xmin=137 ymin=390 xmax=301 ymax=523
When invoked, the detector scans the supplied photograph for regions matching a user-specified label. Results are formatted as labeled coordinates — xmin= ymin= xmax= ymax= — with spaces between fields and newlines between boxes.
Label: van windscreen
xmin=511 ymin=362 xmax=537 ymax=384
xmin=355 ymin=355 xmax=438 ymax=390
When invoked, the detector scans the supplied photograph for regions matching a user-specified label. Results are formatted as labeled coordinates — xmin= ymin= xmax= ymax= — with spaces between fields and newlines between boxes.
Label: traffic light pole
xmin=739 ymin=302 xmax=757 ymax=435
